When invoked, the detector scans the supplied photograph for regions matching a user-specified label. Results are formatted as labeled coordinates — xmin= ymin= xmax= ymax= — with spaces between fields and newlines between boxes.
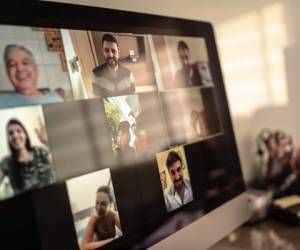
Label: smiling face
xmin=96 ymin=191 xmax=111 ymax=216
xmin=5 ymin=48 xmax=38 ymax=94
xmin=102 ymin=41 xmax=119 ymax=69
xmin=168 ymin=160 xmax=184 ymax=190
xmin=7 ymin=123 xmax=28 ymax=151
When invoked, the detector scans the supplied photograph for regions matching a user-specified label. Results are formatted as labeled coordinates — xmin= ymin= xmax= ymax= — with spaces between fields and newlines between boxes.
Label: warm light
xmin=217 ymin=2 xmax=288 ymax=116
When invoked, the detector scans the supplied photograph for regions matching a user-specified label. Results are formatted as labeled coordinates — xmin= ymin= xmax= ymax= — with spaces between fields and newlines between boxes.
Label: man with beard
xmin=163 ymin=151 xmax=193 ymax=212
xmin=92 ymin=33 xmax=135 ymax=97
xmin=174 ymin=40 xmax=213 ymax=88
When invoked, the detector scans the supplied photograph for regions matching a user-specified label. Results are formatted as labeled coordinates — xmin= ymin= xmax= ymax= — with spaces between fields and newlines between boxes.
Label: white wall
xmin=0 ymin=25 xmax=72 ymax=95
xmin=47 ymin=0 xmax=300 ymax=184
xmin=66 ymin=168 xmax=112 ymax=213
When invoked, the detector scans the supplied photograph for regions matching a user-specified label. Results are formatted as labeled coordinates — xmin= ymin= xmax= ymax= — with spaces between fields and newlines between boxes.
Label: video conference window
xmin=156 ymin=146 xmax=193 ymax=212
xmin=66 ymin=168 xmax=122 ymax=249
xmin=152 ymin=35 xmax=214 ymax=90
xmin=0 ymin=19 xmax=237 ymax=250
xmin=161 ymin=88 xmax=221 ymax=146
xmin=70 ymin=31 xmax=156 ymax=98
xmin=0 ymin=105 xmax=55 ymax=200
xmin=103 ymin=95 xmax=149 ymax=162
xmin=0 ymin=25 xmax=75 ymax=108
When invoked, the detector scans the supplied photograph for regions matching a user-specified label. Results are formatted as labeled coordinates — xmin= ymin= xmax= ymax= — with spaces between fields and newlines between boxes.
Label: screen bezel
xmin=0 ymin=1 xmax=248 ymax=249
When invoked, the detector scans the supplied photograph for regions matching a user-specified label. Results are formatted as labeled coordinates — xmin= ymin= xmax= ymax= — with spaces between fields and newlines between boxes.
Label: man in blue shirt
xmin=0 ymin=44 xmax=63 ymax=108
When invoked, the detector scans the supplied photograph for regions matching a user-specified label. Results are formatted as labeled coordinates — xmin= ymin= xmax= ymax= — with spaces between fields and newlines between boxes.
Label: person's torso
xmin=93 ymin=63 xmax=134 ymax=96
xmin=0 ymin=92 xmax=63 ymax=108
xmin=94 ymin=211 xmax=116 ymax=240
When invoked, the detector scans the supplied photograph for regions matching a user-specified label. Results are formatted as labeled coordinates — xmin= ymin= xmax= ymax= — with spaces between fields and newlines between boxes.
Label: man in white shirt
xmin=163 ymin=151 xmax=193 ymax=212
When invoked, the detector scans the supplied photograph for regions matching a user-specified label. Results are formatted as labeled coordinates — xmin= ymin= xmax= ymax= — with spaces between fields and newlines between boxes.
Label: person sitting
xmin=80 ymin=186 xmax=122 ymax=250
xmin=92 ymin=34 xmax=135 ymax=97
xmin=0 ymin=44 xmax=63 ymax=108
xmin=163 ymin=151 xmax=193 ymax=212
xmin=0 ymin=119 xmax=55 ymax=195
xmin=174 ymin=40 xmax=213 ymax=88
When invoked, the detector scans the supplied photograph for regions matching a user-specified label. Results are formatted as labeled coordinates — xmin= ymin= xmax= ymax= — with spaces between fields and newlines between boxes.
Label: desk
xmin=209 ymin=219 xmax=299 ymax=250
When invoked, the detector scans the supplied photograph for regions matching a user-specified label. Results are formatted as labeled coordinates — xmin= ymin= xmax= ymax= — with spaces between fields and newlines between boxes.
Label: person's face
xmin=118 ymin=130 xmax=129 ymax=147
xmin=168 ymin=160 xmax=184 ymax=189
xmin=178 ymin=48 xmax=190 ymax=68
xmin=7 ymin=124 xmax=27 ymax=151
xmin=102 ymin=41 xmax=119 ymax=69
xmin=6 ymin=49 xmax=38 ymax=93
xmin=96 ymin=191 xmax=110 ymax=216
xmin=198 ymin=61 xmax=212 ymax=82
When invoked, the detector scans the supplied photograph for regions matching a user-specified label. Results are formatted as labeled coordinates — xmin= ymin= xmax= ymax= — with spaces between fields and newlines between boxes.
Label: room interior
xmin=1 ymin=0 xmax=300 ymax=249
xmin=47 ymin=0 xmax=300 ymax=248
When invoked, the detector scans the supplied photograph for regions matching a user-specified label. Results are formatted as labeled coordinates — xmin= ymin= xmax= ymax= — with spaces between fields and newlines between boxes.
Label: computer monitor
xmin=0 ymin=2 xmax=249 ymax=249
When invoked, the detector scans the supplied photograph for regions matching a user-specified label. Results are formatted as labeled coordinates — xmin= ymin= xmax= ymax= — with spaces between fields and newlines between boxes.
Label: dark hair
xmin=118 ymin=120 xmax=131 ymax=142
xmin=177 ymin=40 xmax=189 ymax=51
xmin=97 ymin=185 xmax=113 ymax=203
xmin=102 ymin=33 xmax=118 ymax=47
xmin=6 ymin=119 xmax=32 ymax=159
xmin=166 ymin=151 xmax=182 ymax=169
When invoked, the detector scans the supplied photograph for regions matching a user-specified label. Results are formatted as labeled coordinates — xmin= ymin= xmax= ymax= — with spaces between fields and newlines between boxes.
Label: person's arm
xmin=80 ymin=239 xmax=114 ymax=250
xmin=35 ymin=116 xmax=48 ymax=146
xmin=114 ymin=211 xmax=122 ymax=232
xmin=35 ymin=118 xmax=53 ymax=164
xmin=80 ymin=215 xmax=114 ymax=250
xmin=80 ymin=215 xmax=97 ymax=250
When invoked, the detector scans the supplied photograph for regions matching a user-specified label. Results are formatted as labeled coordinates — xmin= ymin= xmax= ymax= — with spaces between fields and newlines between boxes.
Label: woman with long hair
xmin=0 ymin=118 xmax=55 ymax=194
xmin=80 ymin=185 xmax=122 ymax=250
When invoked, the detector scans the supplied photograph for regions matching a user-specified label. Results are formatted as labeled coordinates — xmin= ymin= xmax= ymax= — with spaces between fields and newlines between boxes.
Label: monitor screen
xmin=0 ymin=2 xmax=248 ymax=250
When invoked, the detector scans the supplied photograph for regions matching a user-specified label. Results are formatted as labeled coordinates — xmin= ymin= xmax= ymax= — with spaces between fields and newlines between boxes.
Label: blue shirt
xmin=0 ymin=92 xmax=63 ymax=108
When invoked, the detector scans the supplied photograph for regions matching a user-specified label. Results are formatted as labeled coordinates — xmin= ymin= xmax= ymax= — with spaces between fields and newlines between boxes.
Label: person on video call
xmin=0 ymin=118 xmax=55 ymax=195
xmin=92 ymin=33 xmax=135 ymax=97
xmin=190 ymin=110 xmax=209 ymax=138
xmin=163 ymin=151 xmax=193 ymax=212
xmin=115 ymin=121 xmax=136 ymax=160
xmin=80 ymin=185 xmax=122 ymax=250
xmin=0 ymin=44 xmax=63 ymax=108
xmin=174 ymin=40 xmax=213 ymax=88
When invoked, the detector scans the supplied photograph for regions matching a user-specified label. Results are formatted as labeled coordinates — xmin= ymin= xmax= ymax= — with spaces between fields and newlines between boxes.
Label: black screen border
xmin=0 ymin=1 xmax=245 ymax=249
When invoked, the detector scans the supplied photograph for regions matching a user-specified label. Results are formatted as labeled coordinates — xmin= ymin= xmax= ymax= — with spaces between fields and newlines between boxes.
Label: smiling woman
xmin=0 ymin=44 xmax=63 ymax=108
xmin=0 ymin=118 xmax=55 ymax=195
